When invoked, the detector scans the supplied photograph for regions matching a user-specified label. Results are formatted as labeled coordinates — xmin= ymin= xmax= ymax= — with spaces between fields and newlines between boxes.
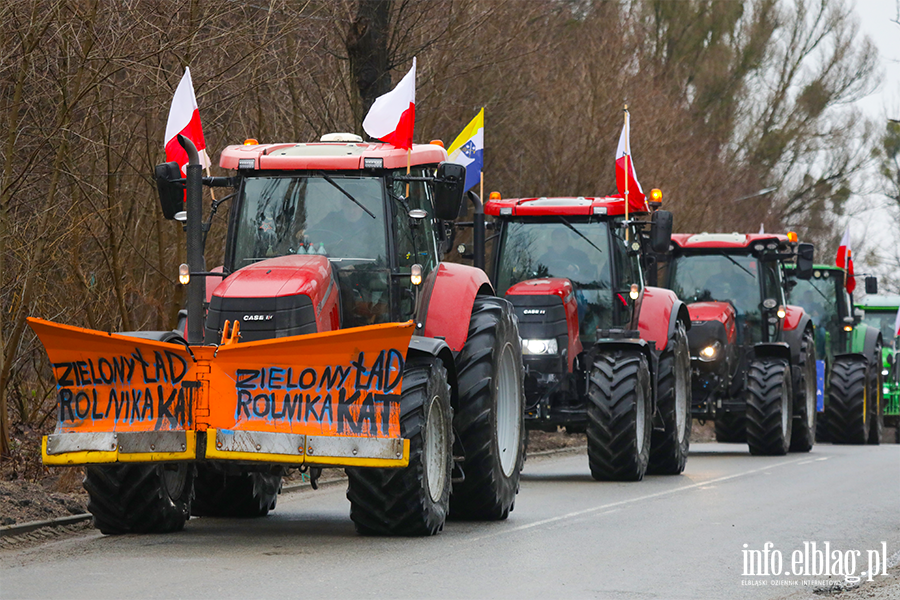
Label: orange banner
xmin=28 ymin=318 xmax=414 ymax=439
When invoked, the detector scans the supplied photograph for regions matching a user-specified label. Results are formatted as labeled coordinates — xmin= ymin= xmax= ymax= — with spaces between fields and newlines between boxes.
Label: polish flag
xmin=835 ymin=226 xmax=855 ymax=293
xmin=894 ymin=307 xmax=900 ymax=337
xmin=363 ymin=58 xmax=416 ymax=149
xmin=164 ymin=67 xmax=211 ymax=173
xmin=615 ymin=114 xmax=647 ymax=212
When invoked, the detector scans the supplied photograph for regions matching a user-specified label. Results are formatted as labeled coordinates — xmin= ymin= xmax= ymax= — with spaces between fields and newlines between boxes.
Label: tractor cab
xmin=158 ymin=136 xmax=466 ymax=340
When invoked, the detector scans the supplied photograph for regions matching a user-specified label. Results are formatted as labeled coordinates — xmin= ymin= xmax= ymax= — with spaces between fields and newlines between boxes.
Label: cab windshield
xmin=231 ymin=175 xmax=390 ymax=328
xmin=231 ymin=175 xmax=387 ymax=265
xmin=860 ymin=311 xmax=897 ymax=341
xmin=786 ymin=270 xmax=846 ymax=358
xmin=669 ymin=253 xmax=779 ymax=344
xmin=496 ymin=219 xmax=616 ymax=341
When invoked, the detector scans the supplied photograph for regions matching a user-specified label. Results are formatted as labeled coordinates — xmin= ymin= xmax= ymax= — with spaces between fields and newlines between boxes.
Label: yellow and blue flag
xmin=447 ymin=108 xmax=484 ymax=191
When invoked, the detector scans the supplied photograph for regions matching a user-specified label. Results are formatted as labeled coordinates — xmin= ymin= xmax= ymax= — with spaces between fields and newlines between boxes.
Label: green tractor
xmin=785 ymin=264 xmax=884 ymax=444
xmin=856 ymin=295 xmax=900 ymax=442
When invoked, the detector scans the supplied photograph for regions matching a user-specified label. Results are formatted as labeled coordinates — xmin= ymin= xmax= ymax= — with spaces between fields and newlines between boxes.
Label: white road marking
xmin=467 ymin=456 xmax=809 ymax=543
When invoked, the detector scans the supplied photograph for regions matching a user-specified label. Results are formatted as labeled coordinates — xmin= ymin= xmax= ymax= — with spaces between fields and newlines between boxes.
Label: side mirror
xmin=433 ymin=162 xmax=466 ymax=220
xmin=865 ymin=276 xmax=878 ymax=295
xmin=650 ymin=210 xmax=673 ymax=253
xmin=795 ymin=242 xmax=814 ymax=280
xmin=155 ymin=161 xmax=185 ymax=220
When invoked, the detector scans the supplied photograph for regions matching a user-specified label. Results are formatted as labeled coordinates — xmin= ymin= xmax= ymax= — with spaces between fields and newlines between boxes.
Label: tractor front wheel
xmin=191 ymin=466 xmax=282 ymax=518
xmin=648 ymin=321 xmax=691 ymax=475
xmin=746 ymin=358 xmax=793 ymax=456
xmin=868 ymin=349 xmax=884 ymax=445
xmin=827 ymin=357 xmax=870 ymax=444
xmin=450 ymin=296 xmax=525 ymax=521
xmin=587 ymin=350 xmax=652 ymax=481
xmin=83 ymin=463 xmax=193 ymax=535
xmin=346 ymin=356 xmax=452 ymax=536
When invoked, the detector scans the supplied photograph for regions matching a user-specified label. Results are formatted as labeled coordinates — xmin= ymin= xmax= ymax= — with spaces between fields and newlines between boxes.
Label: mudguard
xmin=637 ymin=286 xmax=689 ymax=353
xmin=851 ymin=325 xmax=883 ymax=367
xmin=751 ymin=341 xmax=791 ymax=363
xmin=407 ymin=335 xmax=458 ymax=405
xmin=421 ymin=263 xmax=493 ymax=352
xmin=782 ymin=305 xmax=813 ymax=368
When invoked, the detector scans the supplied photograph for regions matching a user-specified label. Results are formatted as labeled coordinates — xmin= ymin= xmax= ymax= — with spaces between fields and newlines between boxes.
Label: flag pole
xmin=406 ymin=148 xmax=411 ymax=196
xmin=480 ymin=171 xmax=484 ymax=205
xmin=623 ymin=104 xmax=629 ymax=242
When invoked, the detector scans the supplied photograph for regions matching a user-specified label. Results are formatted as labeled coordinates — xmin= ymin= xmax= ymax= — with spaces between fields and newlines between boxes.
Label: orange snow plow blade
xmin=28 ymin=318 xmax=415 ymax=468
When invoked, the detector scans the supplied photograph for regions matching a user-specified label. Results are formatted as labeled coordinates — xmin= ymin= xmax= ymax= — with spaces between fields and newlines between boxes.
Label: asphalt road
xmin=2 ymin=443 xmax=898 ymax=600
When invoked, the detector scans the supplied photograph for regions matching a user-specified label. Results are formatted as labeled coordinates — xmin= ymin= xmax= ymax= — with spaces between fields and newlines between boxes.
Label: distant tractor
xmin=480 ymin=194 xmax=693 ymax=481
xmin=659 ymin=234 xmax=817 ymax=455
xmin=785 ymin=265 xmax=884 ymax=444
xmin=30 ymin=134 xmax=527 ymax=536
xmin=856 ymin=294 xmax=900 ymax=441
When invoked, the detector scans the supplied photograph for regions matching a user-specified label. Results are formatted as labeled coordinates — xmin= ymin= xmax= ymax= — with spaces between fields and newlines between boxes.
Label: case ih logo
xmin=522 ymin=309 xmax=546 ymax=315
xmin=243 ymin=314 xmax=274 ymax=321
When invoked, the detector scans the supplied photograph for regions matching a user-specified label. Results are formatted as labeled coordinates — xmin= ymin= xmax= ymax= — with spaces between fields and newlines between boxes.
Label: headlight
xmin=698 ymin=341 xmax=721 ymax=362
xmin=522 ymin=339 xmax=558 ymax=355
xmin=883 ymin=369 xmax=889 ymax=376
xmin=776 ymin=305 xmax=786 ymax=319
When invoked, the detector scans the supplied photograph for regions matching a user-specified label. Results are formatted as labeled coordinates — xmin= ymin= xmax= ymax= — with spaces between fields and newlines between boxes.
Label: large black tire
xmin=450 ymin=296 xmax=525 ymax=520
xmin=83 ymin=463 xmax=193 ymax=535
xmin=715 ymin=411 xmax=746 ymax=443
xmin=346 ymin=356 xmax=452 ymax=536
xmin=648 ymin=321 xmax=691 ymax=475
xmin=790 ymin=329 xmax=817 ymax=452
xmin=868 ymin=351 xmax=884 ymax=445
xmin=826 ymin=357 xmax=869 ymax=444
xmin=191 ymin=466 xmax=282 ymax=517
xmin=746 ymin=358 xmax=793 ymax=456
xmin=587 ymin=351 xmax=652 ymax=481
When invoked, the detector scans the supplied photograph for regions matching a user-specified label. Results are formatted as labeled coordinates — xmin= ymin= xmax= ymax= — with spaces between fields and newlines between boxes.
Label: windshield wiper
xmin=557 ymin=216 xmax=605 ymax=255
xmin=317 ymin=172 xmax=376 ymax=219
xmin=721 ymin=253 xmax=755 ymax=278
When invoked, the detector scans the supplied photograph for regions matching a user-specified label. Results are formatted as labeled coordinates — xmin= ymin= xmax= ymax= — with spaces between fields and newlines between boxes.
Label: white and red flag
xmin=164 ymin=67 xmax=211 ymax=173
xmin=362 ymin=57 xmax=416 ymax=149
xmin=835 ymin=226 xmax=856 ymax=293
xmin=894 ymin=307 xmax=900 ymax=337
xmin=615 ymin=112 xmax=647 ymax=212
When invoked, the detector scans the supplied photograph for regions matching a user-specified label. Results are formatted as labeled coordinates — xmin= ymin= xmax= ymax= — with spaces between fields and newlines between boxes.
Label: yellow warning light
xmin=787 ymin=231 xmax=798 ymax=242
xmin=243 ymin=138 xmax=259 ymax=146
xmin=178 ymin=264 xmax=190 ymax=285
xmin=650 ymin=188 xmax=663 ymax=203
xmin=429 ymin=140 xmax=445 ymax=148
xmin=489 ymin=191 xmax=502 ymax=200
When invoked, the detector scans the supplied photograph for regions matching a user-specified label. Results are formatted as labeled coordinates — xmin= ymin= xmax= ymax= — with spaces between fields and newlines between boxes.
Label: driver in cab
xmin=537 ymin=228 xmax=595 ymax=284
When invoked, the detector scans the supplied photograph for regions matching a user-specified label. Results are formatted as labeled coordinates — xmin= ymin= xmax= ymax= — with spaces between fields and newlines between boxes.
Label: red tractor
xmin=478 ymin=194 xmax=692 ymax=480
xmin=30 ymin=134 xmax=526 ymax=537
xmin=658 ymin=233 xmax=817 ymax=455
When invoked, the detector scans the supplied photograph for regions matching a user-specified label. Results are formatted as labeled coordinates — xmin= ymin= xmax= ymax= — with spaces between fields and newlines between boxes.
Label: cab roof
xmin=857 ymin=295 xmax=900 ymax=309
xmin=219 ymin=141 xmax=447 ymax=171
xmin=484 ymin=196 xmax=645 ymax=218
xmin=671 ymin=232 xmax=791 ymax=249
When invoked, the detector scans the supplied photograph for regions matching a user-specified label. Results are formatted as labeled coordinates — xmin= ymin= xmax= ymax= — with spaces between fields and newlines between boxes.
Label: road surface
xmin=1 ymin=443 xmax=898 ymax=599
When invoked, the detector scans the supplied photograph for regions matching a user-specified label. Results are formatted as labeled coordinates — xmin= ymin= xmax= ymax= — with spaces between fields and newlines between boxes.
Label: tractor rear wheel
xmin=746 ymin=358 xmax=793 ymax=455
xmin=648 ymin=321 xmax=691 ymax=475
xmin=450 ymin=296 xmax=525 ymax=521
xmin=346 ymin=356 xmax=452 ymax=536
xmin=83 ymin=463 xmax=193 ymax=535
xmin=826 ymin=357 xmax=869 ymax=444
xmin=714 ymin=412 xmax=746 ymax=443
xmin=191 ymin=466 xmax=282 ymax=518
xmin=868 ymin=353 xmax=884 ymax=445
xmin=790 ymin=330 xmax=817 ymax=452
xmin=587 ymin=351 xmax=651 ymax=481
